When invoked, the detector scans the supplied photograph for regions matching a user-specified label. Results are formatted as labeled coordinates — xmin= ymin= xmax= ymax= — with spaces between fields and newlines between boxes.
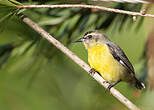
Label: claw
xmin=103 ymin=81 xmax=109 ymax=84
xmin=107 ymin=84 xmax=114 ymax=91
xmin=89 ymin=68 xmax=96 ymax=76
xmin=105 ymin=80 xmax=122 ymax=92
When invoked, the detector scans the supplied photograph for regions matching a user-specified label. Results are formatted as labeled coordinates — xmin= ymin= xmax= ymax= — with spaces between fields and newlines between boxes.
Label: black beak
xmin=74 ymin=38 xmax=83 ymax=43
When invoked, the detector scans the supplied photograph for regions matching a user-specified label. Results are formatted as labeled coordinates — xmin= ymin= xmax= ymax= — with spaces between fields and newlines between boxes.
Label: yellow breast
xmin=88 ymin=44 xmax=126 ymax=82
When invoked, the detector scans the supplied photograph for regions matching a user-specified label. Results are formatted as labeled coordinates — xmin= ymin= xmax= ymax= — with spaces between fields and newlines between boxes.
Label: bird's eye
xmin=87 ymin=35 xmax=92 ymax=39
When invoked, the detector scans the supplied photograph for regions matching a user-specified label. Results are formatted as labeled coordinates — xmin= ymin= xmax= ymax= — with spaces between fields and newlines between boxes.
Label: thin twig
xmin=20 ymin=15 xmax=141 ymax=110
xmin=18 ymin=4 xmax=154 ymax=18
xmin=92 ymin=0 xmax=149 ymax=4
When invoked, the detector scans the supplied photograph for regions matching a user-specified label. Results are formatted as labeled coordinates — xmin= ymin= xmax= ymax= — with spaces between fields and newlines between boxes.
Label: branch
xmin=92 ymin=0 xmax=149 ymax=4
xmin=19 ymin=14 xmax=141 ymax=110
xmin=18 ymin=4 xmax=154 ymax=18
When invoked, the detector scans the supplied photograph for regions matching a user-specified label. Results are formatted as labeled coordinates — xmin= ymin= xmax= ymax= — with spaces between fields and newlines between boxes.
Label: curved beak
xmin=74 ymin=38 xmax=83 ymax=43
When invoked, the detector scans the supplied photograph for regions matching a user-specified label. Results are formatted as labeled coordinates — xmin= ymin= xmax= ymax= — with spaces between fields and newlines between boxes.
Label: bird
xmin=75 ymin=30 xmax=145 ymax=90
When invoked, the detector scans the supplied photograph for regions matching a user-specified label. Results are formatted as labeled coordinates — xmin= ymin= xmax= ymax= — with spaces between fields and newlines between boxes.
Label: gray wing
xmin=107 ymin=42 xmax=135 ymax=74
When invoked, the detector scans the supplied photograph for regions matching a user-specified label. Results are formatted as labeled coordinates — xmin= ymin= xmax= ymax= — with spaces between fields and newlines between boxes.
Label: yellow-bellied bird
xmin=75 ymin=30 xmax=145 ymax=90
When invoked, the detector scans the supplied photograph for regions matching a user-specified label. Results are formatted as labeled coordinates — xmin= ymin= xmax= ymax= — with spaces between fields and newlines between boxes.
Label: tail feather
xmin=134 ymin=78 xmax=145 ymax=90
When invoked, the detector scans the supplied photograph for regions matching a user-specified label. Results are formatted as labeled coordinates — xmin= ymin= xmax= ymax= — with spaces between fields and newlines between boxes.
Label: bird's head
xmin=75 ymin=30 xmax=110 ymax=49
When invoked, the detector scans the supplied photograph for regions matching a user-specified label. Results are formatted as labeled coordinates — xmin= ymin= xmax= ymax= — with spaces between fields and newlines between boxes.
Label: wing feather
xmin=107 ymin=42 xmax=135 ymax=74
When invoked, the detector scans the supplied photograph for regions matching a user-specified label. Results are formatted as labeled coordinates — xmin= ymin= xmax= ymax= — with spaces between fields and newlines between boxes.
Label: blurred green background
xmin=0 ymin=0 xmax=154 ymax=110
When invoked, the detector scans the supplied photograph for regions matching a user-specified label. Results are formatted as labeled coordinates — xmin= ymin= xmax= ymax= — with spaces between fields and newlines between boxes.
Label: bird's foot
xmin=103 ymin=81 xmax=109 ymax=84
xmin=89 ymin=68 xmax=102 ymax=77
xmin=104 ymin=83 xmax=114 ymax=93
xmin=105 ymin=80 xmax=122 ymax=92
xmin=107 ymin=83 xmax=115 ymax=91
xmin=89 ymin=68 xmax=97 ymax=76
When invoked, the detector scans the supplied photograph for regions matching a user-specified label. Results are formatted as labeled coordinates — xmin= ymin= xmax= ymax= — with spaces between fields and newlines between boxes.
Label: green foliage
xmin=0 ymin=0 xmax=150 ymax=110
